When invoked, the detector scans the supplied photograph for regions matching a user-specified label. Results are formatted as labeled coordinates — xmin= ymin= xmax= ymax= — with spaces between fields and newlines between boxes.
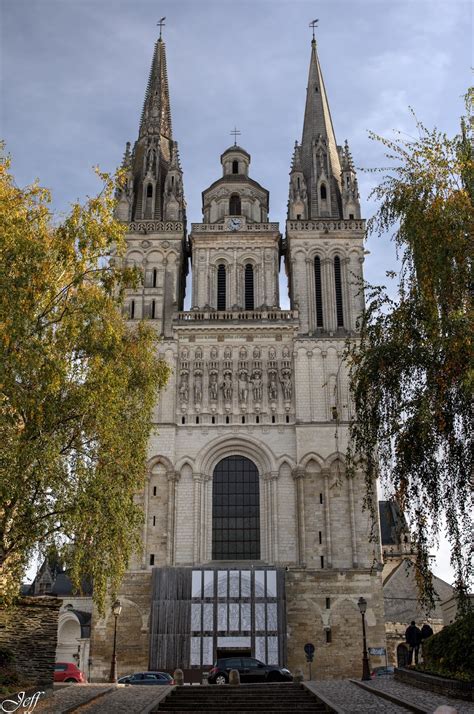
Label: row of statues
xmin=179 ymin=367 xmax=292 ymax=405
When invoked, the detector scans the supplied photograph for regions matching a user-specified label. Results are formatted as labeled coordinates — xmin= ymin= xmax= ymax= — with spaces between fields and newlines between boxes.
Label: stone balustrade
xmin=174 ymin=308 xmax=298 ymax=322
xmin=191 ymin=222 xmax=280 ymax=232
xmin=127 ymin=220 xmax=184 ymax=232
xmin=287 ymin=218 xmax=365 ymax=231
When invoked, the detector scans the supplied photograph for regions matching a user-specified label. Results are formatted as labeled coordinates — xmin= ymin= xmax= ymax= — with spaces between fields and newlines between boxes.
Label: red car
xmin=54 ymin=662 xmax=86 ymax=683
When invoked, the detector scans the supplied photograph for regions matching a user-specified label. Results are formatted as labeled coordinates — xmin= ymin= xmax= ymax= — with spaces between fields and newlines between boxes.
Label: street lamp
xmin=357 ymin=597 xmax=371 ymax=681
xmin=109 ymin=599 xmax=122 ymax=683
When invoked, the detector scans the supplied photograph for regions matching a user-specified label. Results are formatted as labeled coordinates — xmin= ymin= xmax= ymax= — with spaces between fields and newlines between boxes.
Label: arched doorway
xmin=212 ymin=456 xmax=260 ymax=560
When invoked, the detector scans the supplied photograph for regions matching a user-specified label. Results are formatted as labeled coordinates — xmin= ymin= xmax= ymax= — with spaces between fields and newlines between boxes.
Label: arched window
xmin=244 ymin=264 xmax=254 ymax=310
xmin=232 ymin=160 xmax=239 ymax=174
xmin=229 ymin=193 xmax=241 ymax=215
xmin=153 ymin=268 xmax=157 ymax=288
xmin=130 ymin=299 xmax=135 ymax=319
xmin=212 ymin=456 xmax=260 ymax=560
xmin=147 ymin=184 xmax=153 ymax=198
xmin=151 ymin=299 xmax=156 ymax=319
xmin=334 ymin=256 xmax=344 ymax=327
xmin=320 ymin=184 xmax=327 ymax=200
xmin=314 ymin=256 xmax=323 ymax=327
xmin=217 ymin=264 xmax=226 ymax=311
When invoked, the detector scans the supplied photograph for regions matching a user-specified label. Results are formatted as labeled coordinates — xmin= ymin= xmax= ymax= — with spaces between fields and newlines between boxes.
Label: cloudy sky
xmin=2 ymin=0 xmax=471 ymax=584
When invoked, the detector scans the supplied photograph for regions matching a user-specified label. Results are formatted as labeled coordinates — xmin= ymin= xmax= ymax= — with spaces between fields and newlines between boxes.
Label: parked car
xmin=208 ymin=657 xmax=292 ymax=684
xmin=54 ymin=662 xmax=86 ymax=683
xmin=371 ymin=666 xmax=395 ymax=678
xmin=118 ymin=671 xmax=174 ymax=685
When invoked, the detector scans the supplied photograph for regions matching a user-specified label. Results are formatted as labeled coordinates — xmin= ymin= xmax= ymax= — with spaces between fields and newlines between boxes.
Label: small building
xmin=23 ymin=558 xmax=93 ymax=678
xmin=378 ymin=501 xmax=454 ymax=666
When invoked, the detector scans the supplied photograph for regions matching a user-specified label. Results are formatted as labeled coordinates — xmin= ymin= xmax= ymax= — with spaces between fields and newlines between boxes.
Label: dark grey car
xmin=208 ymin=657 xmax=292 ymax=684
xmin=118 ymin=671 xmax=173 ymax=685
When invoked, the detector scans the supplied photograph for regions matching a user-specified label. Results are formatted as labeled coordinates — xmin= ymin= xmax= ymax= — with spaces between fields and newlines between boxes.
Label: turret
xmin=339 ymin=140 xmax=361 ymax=220
xmin=287 ymin=141 xmax=308 ymax=220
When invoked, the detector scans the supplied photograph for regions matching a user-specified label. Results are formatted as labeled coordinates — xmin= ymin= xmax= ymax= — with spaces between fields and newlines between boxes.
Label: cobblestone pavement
xmin=305 ymin=680 xmax=410 ymax=713
xmin=34 ymin=685 xmax=115 ymax=713
xmin=32 ymin=684 xmax=172 ymax=714
xmin=365 ymin=677 xmax=474 ymax=714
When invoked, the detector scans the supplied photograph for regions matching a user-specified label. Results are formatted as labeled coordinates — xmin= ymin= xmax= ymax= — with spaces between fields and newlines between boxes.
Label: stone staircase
xmin=154 ymin=682 xmax=333 ymax=713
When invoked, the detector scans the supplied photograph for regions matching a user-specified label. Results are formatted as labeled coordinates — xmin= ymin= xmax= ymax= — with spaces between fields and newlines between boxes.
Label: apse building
xmin=90 ymin=31 xmax=386 ymax=681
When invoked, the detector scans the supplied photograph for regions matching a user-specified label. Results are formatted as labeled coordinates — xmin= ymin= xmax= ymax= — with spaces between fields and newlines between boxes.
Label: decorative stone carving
xmin=282 ymin=345 xmax=290 ymax=359
xmin=268 ymin=370 xmax=278 ymax=401
xmin=269 ymin=347 xmax=276 ymax=360
xmin=193 ymin=370 xmax=203 ymax=404
xmin=238 ymin=369 xmax=249 ymax=403
xmin=253 ymin=346 xmax=261 ymax=359
xmin=195 ymin=347 xmax=203 ymax=360
xmin=224 ymin=346 xmax=232 ymax=360
xmin=208 ymin=371 xmax=218 ymax=401
xmin=250 ymin=369 xmax=263 ymax=402
xmin=280 ymin=368 xmax=292 ymax=401
xmin=210 ymin=346 xmax=218 ymax=360
xmin=239 ymin=346 xmax=247 ymax=359
xmin=221 ymin=371 xmax=233 ymax=401
xmin=179 ymin=371 xmax=189 ymax=403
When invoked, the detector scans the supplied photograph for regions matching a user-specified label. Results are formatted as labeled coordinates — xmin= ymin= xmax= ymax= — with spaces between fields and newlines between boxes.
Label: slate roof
xmin=383 ymin=558 xmax=454 ymax=622
xmin=379 ymin=501 xmax=409 ymax=546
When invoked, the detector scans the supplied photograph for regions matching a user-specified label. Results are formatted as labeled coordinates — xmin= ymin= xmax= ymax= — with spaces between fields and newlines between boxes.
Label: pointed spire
xmin=300 ymin=38 xmax=342 ymax=218
xmin=139 ymin=38 xmax=172 ymax=141
xmin=121 ymin=141 xmax=132 ymax=170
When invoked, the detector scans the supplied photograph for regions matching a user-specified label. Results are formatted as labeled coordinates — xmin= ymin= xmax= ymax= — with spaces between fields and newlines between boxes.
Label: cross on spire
xmin=157 ymin=16 xmax=166 ymax=40
xmin=230 ymin=127 xmax=241 ymax=146
xmin=309 ymin=19 xmax=319 ymax=41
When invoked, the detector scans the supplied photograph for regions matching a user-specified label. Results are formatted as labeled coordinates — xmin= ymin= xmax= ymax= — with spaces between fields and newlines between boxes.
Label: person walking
xmin=405 ymin=621 xmax=422 ymax=664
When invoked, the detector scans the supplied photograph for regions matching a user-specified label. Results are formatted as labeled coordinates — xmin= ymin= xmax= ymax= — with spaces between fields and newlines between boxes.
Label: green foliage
xmin=0 ymin=155 xmax=171 ymax=612
xmin=346 ymin=97 xmax=473 ymax=611
xmin=420 ymin=612 xmax=474 ymax=680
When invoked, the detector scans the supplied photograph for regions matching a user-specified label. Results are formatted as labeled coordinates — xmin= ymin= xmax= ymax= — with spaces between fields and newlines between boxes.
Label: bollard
xmin=201 ymin=671 xmax=209 ymax=686
xmin=293 ymin=668 xmax=304 ymax=682
xmin=229 ymin=669 xmax=241 ymax=686
xmin=173 ymin=668 xmax=184 ymax=686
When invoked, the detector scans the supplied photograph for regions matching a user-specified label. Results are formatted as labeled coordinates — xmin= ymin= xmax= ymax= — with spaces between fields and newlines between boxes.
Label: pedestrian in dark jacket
xmin=421 ymin=623 xmax=433 ymax=640
xmin=405 ymin=621 xmax=422 ymax=664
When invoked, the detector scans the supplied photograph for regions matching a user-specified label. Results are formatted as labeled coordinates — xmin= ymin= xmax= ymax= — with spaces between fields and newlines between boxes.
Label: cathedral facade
xmin=90 ymin=33 xmax=387 ymax=681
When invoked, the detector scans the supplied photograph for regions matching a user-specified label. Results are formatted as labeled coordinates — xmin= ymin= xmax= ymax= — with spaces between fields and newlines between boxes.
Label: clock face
xmin=228 ymin=217 xmax=242 ymax=231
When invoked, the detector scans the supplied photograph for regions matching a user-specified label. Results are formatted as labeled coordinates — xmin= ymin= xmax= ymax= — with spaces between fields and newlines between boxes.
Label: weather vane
xmin=309 ymin=19 xmax=319 ymax=41
xmin=230 ymin=127 xmax=241 ymax=146
xmin=157 ymin=17 xmax=166 ymax=40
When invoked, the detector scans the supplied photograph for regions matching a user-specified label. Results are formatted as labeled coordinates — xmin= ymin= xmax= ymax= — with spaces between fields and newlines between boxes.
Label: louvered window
xmin=320 ymin=184 xmax=327 ymax=200
xmin=232 ymin=160 xmax=239 ymax=174
xmin=334 ymin=256 xmax=344 ymax=327
xmin=229 ymin=194 xmax=241 ymax=215
xmin=244 ymin=264 xmax=254 ymax=310
xmin=314 ymin=256 xmax=323 ymax=327
xmin=147 ymin=184 xmax=153 ymax=198
xmin=217 ymin=265 xmax=226 ymax=311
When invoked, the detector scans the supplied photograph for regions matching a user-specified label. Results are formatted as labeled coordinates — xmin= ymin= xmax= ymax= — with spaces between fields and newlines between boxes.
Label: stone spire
xmin=115 ymin=35 xmax=185 ymax=223
xmin=139 ymin=37 xmax=172 ymax=144
xmin=299 ymin=38 xmax=342 ymax=219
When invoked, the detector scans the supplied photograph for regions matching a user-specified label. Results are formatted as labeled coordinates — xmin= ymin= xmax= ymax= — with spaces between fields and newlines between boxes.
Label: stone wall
xmin=0 ymin=596 xmax=61 ymax=687
xmin=89 ymin=571 xmax=152 ymax=682
xmin=286 ymin=568 xmax=386 ymax=680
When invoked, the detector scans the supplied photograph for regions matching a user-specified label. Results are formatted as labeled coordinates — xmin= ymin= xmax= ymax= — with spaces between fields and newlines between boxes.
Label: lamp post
xmin=357 ymin=597 xmax=371 ymax=681
xmin=109 ymin=599 xmax=122 ymax=683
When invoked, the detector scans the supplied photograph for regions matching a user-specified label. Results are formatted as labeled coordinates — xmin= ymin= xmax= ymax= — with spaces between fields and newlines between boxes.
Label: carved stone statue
xmin=253 ymin=346 xmax=261 ymax=359
xmin=221 ymin=372 xmax=233 ymax=401
xmin=194 ymin=371 xmax=202 ymax=403
xmin=210 ymin=346 xmax=218 ymax=360
xmin=251 ymin=370 xmax=263 ymax=402
xmin=179 ymin=372 xmax=189 ymax=402
xmin=209 ymin=371 xmax=218 ymax=401
xmin=238 ymin=370 xmax=249 ymax=402
xmin=269 ymin=347 xmax=276 ymax=361
xmin=268 ymin=371 xmax=278 ymax=401
xmin=280 ymin=370 xmax=292 ymax=400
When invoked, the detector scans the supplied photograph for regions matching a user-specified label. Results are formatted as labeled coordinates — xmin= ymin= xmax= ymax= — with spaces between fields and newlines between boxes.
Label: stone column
xmin=305 ymin=257 xmax=315 ymax=333
xmin=307 ymin=350 xmax=314 ymax=421
xmin=292 ymin=467 xmax=306 ymax=566
xmin=193 ymin=473 xmax=202 ymax=563
xmin=166 ymin=470 xmax=180 ymax=566
xmin=323 ymin=257 xmax=336 ymax=332
xmin=342 ymin=255 xmax=351 ymax=330
xmin=348 ymin=475 xmax=358 ymax=567
xmin=270 ymin=471 xmax=279 ymax=562
xmin=200 ymin=474 xmax=211 ymax=562
xmin=322 ymin=468 xmax=332 ymax=568
xmin=141 ymin=479 xmax=150 ymax=569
